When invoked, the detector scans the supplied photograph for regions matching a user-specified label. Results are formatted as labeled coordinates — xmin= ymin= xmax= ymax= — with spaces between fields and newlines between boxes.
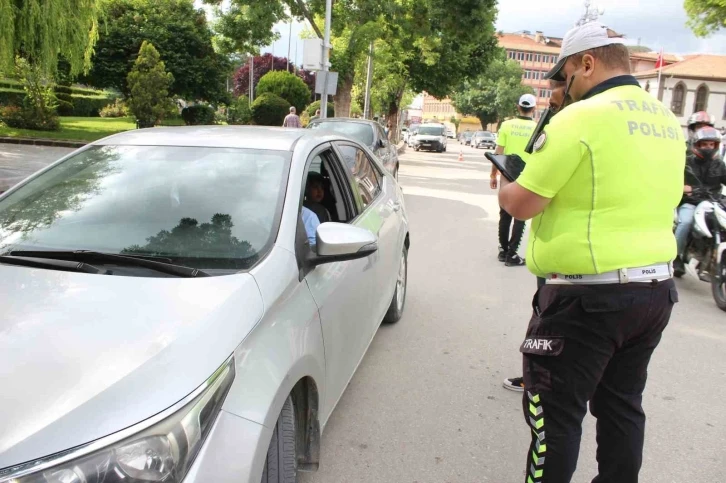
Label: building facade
xmin=499 ymin=31 xmax=563 ymax=119
xmin=634 ymin=54 xmax=726 ymax=130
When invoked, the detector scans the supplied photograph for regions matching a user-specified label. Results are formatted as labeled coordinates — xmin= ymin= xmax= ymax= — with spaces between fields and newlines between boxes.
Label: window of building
xmin=518 ymin=52 xmax=525 ymax=61
xmin=694 ymin=84 xmax=709 ymax=113
xmin=671 ymin=82 xmax=685 ymax=115
xmin=526 ymin=53 xmax=532 ymax=61
xmin=508 ymin=51 xmax=515 ymax=60
xmin=534 ymin=54 xmax=540 ymax=63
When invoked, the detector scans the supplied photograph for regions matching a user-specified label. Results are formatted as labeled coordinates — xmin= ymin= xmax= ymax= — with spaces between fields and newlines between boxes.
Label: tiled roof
xmin=497 ymin=33 xmax=562 ymax=54
xmin=633 ymin=54 xmax=726 ymax=81
xmin=630 ymin=51 xmax=682 ymax=63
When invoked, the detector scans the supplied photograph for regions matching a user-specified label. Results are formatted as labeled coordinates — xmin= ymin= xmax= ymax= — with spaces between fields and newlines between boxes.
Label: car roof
xmin=309 ymin=117 xmax=379 ymax=128
xmin=93 ymin=126 xmax=314 ymax=151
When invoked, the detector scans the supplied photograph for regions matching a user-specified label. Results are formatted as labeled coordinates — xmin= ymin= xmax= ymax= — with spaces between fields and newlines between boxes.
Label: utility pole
xmin=363 ymin=42 xmax=374 ymax=119
xmin=249 ymin=55 xmax=254 ymax=106
xmin=320 ymin=0 xmax=332 ymax=119
xmin=287 ymin=20 xmax=293 ymax=72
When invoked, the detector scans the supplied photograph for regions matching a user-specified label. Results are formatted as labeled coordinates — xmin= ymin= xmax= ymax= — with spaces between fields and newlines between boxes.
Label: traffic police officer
xmin=491 ymin=93 xmax=537 ymax=266
xmin=498 ymin=22 xmax=683 ymax=483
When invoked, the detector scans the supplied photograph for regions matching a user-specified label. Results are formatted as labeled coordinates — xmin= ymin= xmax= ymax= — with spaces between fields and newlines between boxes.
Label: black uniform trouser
xmin=499 ymin=207 xmax=525 ymax=257
xmin=521 ymin=279 xmax=677 ymax=483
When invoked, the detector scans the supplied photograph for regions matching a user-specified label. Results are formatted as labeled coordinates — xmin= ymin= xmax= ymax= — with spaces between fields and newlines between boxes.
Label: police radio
xmin=524 ymin=76 xmax=575 ymax=154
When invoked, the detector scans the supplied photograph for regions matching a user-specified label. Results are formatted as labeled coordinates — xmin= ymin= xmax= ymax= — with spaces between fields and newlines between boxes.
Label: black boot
xmin=673 ymin=256 xmax=685 ymax=278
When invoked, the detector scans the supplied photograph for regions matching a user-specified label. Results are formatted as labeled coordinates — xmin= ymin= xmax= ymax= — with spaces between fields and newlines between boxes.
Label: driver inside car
xmin=674 ymin=126 xmax=725 ymax=276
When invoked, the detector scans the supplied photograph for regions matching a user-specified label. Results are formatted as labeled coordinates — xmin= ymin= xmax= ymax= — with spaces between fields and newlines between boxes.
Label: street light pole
xmin=320 ymin=0 xmax=332 ymax=119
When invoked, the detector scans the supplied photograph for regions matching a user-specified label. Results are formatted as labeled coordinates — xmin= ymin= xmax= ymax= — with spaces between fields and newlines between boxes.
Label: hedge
xmin=0 ymin=88 xmax=25 ymax=107
xmin=70 ymin=95 xmax=118 ymax=117
xmin=305 ymin=100 xmax=334 ymax=118
xmin=251 ymin=94 xmax=290 ymax=126
xmin=181 ymin=105 xmax=216 ymax=125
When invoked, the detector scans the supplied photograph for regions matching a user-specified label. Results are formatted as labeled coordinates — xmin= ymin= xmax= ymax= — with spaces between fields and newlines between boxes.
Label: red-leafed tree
xmin=233 ymin=54 xmax=315 ymax=102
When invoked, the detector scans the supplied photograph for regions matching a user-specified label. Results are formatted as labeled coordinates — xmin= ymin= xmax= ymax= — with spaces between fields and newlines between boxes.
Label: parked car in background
xmin=411 ymin=123 xmax=447 ymax=153
xmin=402 ymin=127 xmax=410 ymax=144
xmin=308 ymin=118 xmax=400 ymax=178
xmin=460 ymin=131 xmax=474 ymax=146
xmin=446 ymin=128 xmax=455 ymax=139
xmin=471 ymin=131 xmax=497 ymax=149
xmin=0 ymin=126 xmax=410 ymax=483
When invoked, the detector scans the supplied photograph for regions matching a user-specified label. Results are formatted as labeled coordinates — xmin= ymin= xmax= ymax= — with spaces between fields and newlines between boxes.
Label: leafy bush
xmin=54 ymin=85 xmax=73 ymax=95
xmin=0 ymin=105 xmax=27 ymax=128
xmin=54 ymin=88 xmax=74 ymax=116
xmin=99 ymin=99 xmax=129 ymax=118
xmin=7 ymin=57 xmax=60 ymax=131
xmin=305 ymin=100 xmax=334 ymax=118
xmin=256 ymin=71 xmax=311 ymax=113
xmin=70 ymin=95 xmax=115 ymax=116
xmin=227 ymin=97 xmax=252 ymax=125
xmin=127 ymin=41 xmax=175 ymax=128
xmin=181 ymin=105 xmax=216 ymax=125
xmin=251 ymin=94 xmax=290 ymax=126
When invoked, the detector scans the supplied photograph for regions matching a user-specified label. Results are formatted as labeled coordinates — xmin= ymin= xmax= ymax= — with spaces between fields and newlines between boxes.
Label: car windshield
xmin=309 ymin=121 xmax=375 ymax=146
xmin=0 ymin=145 xmax=289 ymax=271
xmin=418 ymin=126 xmax=444 ymax=136
xmin=463 ymin=132 xmax=473 ymax=138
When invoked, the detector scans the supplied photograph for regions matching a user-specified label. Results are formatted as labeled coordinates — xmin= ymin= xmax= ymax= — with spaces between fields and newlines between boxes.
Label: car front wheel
xmin=261 ymin=396 xmax=297 ymax=483
xmin=384 ymin=245 xmax=408 ymax=323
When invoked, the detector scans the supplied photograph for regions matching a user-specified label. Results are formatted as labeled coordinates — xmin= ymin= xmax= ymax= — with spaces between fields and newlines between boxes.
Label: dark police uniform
xmin=516 ymin=75 xmax=684 ymax=483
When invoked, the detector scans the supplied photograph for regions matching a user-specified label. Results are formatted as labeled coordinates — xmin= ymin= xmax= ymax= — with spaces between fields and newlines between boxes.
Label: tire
xmin=384 ymin=245 xmax=408 ymax=323
xmin=711 ymin=256 xmax=726 ymax=311
xmin=261 ymin=397 xmax=297 ymax=483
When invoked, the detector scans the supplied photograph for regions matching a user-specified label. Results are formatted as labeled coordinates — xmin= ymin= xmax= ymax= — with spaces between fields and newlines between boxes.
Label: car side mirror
xmin=378 ymin=139 xmax=386 ymax=148
xmin=308 ymin=223 xmax=378 ymax=267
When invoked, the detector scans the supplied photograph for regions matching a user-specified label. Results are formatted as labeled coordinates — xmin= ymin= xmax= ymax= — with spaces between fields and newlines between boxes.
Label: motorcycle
xmin=676 ymin=167 xmax=726 ymax=311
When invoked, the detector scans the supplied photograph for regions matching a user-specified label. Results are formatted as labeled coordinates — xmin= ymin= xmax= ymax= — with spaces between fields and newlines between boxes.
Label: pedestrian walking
xmin=282 ymin=106 xmax=302 ymax=128
xmin=498 ymin=22 xmax=683 ymax=483
xmin=490 ymin=93 xmax=537 ymax=266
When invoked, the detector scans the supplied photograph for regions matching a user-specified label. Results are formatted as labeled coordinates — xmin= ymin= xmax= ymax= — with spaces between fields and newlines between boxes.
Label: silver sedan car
xmin=0 ymin=126 xmax=410 ymax=483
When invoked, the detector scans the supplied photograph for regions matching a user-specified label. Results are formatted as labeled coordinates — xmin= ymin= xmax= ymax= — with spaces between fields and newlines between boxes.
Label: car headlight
xmin=2 ymin=359 xmax=235 ymax=483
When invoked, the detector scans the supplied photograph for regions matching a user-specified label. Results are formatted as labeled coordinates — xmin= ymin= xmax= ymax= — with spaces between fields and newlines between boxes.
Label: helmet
xmin=687 ymin=111 xmax=716 ymax=131
xmin=692 ymin=126 xmax=721 ymax=161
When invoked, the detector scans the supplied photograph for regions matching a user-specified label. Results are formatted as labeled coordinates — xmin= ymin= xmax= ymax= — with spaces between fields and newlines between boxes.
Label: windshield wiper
xmin=9 ymin=250 xmax=209 ymax=278
xmin=0 ymin=255 xmax=109 ymax=274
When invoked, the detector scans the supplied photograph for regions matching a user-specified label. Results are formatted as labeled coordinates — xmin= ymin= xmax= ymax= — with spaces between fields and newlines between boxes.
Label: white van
xmin=411 ymin=123 xmax=447 ymax=153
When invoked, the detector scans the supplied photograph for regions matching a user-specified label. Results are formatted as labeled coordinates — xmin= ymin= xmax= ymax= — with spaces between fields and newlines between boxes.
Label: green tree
xmin=127 ymin=41 xmax=175 ymax=128
xmin=82 ymin=0 xmax=230 ymax=103
xmin=451 ymin=53 xmax=533 ymax=129
xmin=0 ymin=0 xmax=101 ymax=76
xmin=256 ymin=71 xmax=312 ymax=113
xmin=251 ymin=93 xmax=290 ymax=126
xmin=685 ymin=0 xmax=726 ymax=36
xmin=202 ymin=0 xmax=288 ymax=55
xmin=227 ymin=96 xmax=252 ymax=125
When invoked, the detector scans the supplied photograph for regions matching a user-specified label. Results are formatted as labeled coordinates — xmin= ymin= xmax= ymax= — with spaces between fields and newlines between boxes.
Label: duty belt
xmin=546 ymin=263 xmax=673 ymax=285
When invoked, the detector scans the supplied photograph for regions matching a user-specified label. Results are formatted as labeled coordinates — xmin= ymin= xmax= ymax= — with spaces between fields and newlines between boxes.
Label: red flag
xmin=654 ymin=49 xmax=665 ymax=70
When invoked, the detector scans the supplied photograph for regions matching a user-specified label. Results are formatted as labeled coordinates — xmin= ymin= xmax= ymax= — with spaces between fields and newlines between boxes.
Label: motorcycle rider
xmin=686 ymin=111 xmax=717 ymax=151
xmin=674 ymin=126 xmax=725 ymax=276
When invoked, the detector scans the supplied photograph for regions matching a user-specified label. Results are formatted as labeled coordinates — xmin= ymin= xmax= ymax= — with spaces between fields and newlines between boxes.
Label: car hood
xmin=0 ymin=266 xmax=264 ymax=470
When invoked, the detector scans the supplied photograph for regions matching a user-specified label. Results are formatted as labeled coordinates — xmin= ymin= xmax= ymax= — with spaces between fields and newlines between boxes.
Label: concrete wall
xmin=640 ymin=76 xmax=726 ymax=130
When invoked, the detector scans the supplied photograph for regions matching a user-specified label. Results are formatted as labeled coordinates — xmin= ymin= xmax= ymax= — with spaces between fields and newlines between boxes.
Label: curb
xmin=0 ymin=136 xmax=86 ymax=148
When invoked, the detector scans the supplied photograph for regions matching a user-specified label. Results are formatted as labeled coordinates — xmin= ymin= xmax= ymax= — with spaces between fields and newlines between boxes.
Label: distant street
xmin=300 ymin=140 xmax=725 ymax=483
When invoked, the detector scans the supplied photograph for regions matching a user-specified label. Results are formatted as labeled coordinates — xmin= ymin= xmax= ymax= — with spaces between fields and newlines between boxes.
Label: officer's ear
xmin=581 ymin=53 xmax=596 ymax=78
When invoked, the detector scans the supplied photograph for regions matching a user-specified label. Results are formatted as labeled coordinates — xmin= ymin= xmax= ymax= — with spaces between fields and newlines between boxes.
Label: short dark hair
xmin=549 ymin=79 xmax=567 ymax=89
xmin=569 ymin=43 xmax=631 ymax=73
xmin=520 ymin=105 xmax=535 ymax=115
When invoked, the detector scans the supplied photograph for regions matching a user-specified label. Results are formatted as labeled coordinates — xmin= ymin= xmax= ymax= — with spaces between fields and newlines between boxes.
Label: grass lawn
xmin=0 ymin=116 xmax=186 ymax=142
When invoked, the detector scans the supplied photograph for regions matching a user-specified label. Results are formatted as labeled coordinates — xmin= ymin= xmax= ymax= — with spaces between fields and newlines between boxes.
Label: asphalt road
xmin=1 ymin=141 xmax=724 ymax=482
xmin=0 ymin=144 xmax=74 ymax=192
xmin=300 ymin=140 xmax=725 ymax=483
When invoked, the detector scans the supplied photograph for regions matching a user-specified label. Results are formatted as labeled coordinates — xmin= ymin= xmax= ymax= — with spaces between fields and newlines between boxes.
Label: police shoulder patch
xmin=533 ymin=132 xmax=547 ymax=152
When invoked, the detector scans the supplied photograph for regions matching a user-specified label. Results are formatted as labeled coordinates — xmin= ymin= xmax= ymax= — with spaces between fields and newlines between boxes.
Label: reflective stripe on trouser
xmin=521 ymin=280 xmax=677 ymax=483
xmin=526 ymin=391 xmax=546 ymax=483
